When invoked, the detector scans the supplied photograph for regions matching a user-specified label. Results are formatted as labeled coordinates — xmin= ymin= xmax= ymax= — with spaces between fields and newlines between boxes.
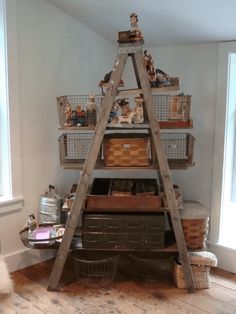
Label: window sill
xmin=0 ymin=196 xmax=24 ymax=214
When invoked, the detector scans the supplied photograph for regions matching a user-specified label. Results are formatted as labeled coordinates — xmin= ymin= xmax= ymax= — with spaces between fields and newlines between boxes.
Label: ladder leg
xmin=47 ymin=53 xmax=128 ymax=291
xmin=133 ymin=51 xmax=195 ymax=293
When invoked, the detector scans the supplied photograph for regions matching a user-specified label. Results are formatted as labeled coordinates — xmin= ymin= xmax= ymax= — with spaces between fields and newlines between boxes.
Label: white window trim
xmin=0 ymin=0 xmax=24 ymax=212
xmin=209 ymin=41 xmax=236 ymax=273
xmin=0 ymin=196 xmax=24 ymax=214
xmin=0 ymin=0 xmax=11 ymax=197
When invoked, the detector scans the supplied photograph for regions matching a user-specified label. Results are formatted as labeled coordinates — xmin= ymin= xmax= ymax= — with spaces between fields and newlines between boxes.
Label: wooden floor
xmin=0 ymin=256 xmax=236 ymax=314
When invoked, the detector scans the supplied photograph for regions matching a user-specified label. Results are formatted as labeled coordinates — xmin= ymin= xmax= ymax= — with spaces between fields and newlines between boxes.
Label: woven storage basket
xmin=174 ymin=251 xmax=218 ymax=289
xmin=180 ymin=201 xmax=209 ymax=249
xmin=103 ymin=134 xmax=150 ymax=167
xmin=181 ymin=218 xmax=209 ymax=249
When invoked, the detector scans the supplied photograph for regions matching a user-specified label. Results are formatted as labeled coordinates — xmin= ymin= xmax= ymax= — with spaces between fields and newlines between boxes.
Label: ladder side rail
xmin=47 ymin=53 xmax=129 ymax=291
xmin=133 ymin=50 xmax=195 ymax=293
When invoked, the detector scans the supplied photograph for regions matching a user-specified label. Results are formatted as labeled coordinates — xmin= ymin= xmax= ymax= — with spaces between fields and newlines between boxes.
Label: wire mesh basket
xmin=153 ymin=95 xmax=191 ymax=127
xmin=58 ymin=132 xmax=195 ymax=169
xmin=130 ymin=252 xmax=176 ymax=279
xmin=58 ymin=132 xmax=95 ymax=168
xmin=72 ymin=251 xmax=119 ymax=288
xmin=57 ymin=95 xmax=103 ymax=128
xmin=160 ymin=132 xmax=195 ymax=169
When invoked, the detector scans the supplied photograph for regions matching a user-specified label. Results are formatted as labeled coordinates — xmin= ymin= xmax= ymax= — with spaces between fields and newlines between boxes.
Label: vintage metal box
xmin=82 ymin=213 xmax=165 ymax=249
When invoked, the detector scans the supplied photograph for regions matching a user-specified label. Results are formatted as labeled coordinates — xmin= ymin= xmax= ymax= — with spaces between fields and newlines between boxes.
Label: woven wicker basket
xmin=180 ymin=201 xmax=209 ymax=249
xmin=174 ymin=251 xmax=218 ymax=289
xmin=103 ymin=134 xmax=150 ymax=167
xmin=181 ymin=218 xmax=209 ymax=249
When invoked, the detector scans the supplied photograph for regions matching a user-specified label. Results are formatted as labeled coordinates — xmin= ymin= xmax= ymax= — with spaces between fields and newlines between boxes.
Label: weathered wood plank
xmin=133 ymin=50 xmax=195 ymax=293
xmin=48 ymin=52 xmax=129 ymax=291
xmin=1 ymin=261 xmax=236 ymax=314
xmin=13 ymin=272 xmax=85 ymax=314
xmin=0 ymin=293 xmax=45 ymax=314
xmin=162 ymin=285 xmax=236 ymax=314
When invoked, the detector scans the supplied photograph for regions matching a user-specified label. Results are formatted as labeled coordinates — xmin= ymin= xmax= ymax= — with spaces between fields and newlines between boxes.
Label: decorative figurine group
xmin=109 ymin=96 xmax=144 ymax=125
xmin=64 ymin=94 xmax=96 ymax=127
xmin=117 ymin=13 xmax=143 ymax=43
xmin=143 ymin=50 xmax=172 ymax=88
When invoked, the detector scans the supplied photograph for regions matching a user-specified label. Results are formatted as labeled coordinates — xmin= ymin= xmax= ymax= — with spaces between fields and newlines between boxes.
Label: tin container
xmin=39 ymin=194 xmax=63 ymax=224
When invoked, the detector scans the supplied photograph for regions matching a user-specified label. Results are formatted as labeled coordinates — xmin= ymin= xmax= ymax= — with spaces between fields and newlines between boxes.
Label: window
xmin=219 ymin=53 xmax=236 ymax=249
xmin=0 ymin=0 xmax=12 ymax=199
xmin=210 ymin=42 xmax=236 ymax=273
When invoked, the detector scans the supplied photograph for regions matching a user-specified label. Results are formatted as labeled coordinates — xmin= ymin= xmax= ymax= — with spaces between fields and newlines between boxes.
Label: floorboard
xmin=0 ymin=259 xmax=236 ymax=314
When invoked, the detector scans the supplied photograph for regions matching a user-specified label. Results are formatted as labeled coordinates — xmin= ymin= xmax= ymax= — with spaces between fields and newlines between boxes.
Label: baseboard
xmin=4 ymin=248 xmax=56 ymax=273
xmin=208 ymin=242 xmax=236 ymax=274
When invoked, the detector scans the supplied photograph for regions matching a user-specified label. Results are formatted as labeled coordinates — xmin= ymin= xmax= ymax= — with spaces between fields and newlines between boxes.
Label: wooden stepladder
xmin=47 ymin=42 xmax=195 ymax=293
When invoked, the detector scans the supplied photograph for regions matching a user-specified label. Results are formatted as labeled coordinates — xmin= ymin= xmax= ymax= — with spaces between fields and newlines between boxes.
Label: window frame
xmin=0 ymin=0 xmax=24 ymax=212
xmin=0 ymin=0 xmax=12 ymax=198
xmin=209 ymin=41 xmax=236 ymax=273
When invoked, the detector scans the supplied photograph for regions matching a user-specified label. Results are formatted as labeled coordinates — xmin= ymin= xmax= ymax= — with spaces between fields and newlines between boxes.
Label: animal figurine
xmin=117 ymin=110 xmax=135 ymax=124
xmin=155 ymin=68 xmax=171 ymax=87
xmin=64 ymin=103 xmax=72 ymax=126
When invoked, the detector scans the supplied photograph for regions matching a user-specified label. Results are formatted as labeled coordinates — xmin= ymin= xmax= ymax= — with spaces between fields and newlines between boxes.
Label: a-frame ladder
xmin=47 ymin=43 xmax=195 ymax=293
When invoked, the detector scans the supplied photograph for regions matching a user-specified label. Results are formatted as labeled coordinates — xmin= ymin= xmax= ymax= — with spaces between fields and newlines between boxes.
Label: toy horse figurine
xmin=117 ymin=110 xmax=135 ymax=124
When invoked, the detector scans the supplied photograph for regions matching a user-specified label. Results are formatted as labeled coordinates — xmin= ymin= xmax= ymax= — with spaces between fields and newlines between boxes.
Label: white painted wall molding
xmin=4 ymin=247 xmax=56 ymax=273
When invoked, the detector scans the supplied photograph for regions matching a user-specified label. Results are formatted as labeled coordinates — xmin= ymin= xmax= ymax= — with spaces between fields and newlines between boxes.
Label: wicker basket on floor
xmin=173 ymin=251 xmax=218 ymax=289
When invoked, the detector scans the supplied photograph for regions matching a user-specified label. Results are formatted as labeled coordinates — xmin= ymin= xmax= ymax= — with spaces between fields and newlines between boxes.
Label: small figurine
xmin=109 ymin=102 xmax=119 ymax=123
xmin=99 ymin=71 xmax=124 ymax=95
xmin=87 ymin=94 xmax=96 ymax=112
xmin=133 ymin=96 xmax=144 ymax=124
xmin=155 ymin=68 xmax=171 ymax=87
xmin=76 ymin=105 xmax=87 ymax=126
xmin=129 ymin=13 xmax=143 ymax=42
xmin=117 ymin=110 xmax=135 ymax=124
xmin=143 ymin=50 xmax=172 ymax=88
xmin=86 ymin=94 xmax=97 ymax=126
xmin=116 ymin=99 xmax=135 ymax=124
xmin=118 ymin=99 xmax=131 ymax=116
xmin=24 ymin=214 xmax=38 ymax=236
xmin=64 ymin=103 xmax=72 ymax=126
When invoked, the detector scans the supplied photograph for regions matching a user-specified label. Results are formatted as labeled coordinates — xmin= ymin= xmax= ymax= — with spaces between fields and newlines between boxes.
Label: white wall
xmin=2 ymin=0 xmax=116 ymax=271
xmin=146 ymin=44 xmax=218 ymax=210
xmin=2 ymin=0 xmax=220 ymax=272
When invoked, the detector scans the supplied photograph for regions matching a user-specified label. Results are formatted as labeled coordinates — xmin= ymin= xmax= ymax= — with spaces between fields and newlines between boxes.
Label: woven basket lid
xmin=180 ymin=201 xmax=209 ymax=219
xmin=188 ymin=251 xmax=218 ymax=267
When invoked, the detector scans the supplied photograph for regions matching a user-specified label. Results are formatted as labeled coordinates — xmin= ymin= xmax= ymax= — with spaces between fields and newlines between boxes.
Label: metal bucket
xmin=39 ymin=194 xmax=63 ymax=224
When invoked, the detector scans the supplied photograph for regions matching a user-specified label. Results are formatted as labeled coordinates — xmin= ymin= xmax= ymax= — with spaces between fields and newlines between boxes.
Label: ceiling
xmin=48 ymin=0 xmax=236 ymax=47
